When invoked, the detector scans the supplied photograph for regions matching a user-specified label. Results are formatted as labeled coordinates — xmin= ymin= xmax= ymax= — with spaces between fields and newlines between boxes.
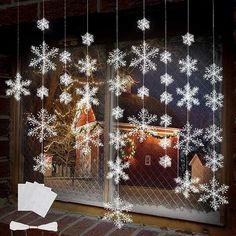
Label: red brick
xmin=109 ymin=226 xmax=138 ymax=236
xmin=136 ymin=229 xmax=159 ymax=236
xmin=83 ymin=221 xmax=114 ymax=236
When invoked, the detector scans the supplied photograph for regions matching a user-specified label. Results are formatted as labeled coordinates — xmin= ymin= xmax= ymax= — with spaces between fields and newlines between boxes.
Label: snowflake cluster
xmin=109 ymin=130 xmax=127 ymax=150
xmin=203 ymin=63 xmax=223 ymax=84
xmin=77 ymin=55 xmax=97 ymax=77
xmin=182 ymin=32 xmax=195 ymax=46
xmin=108 ymin=75 xmax=128 ymax=96
xmin=205 ymin=90 xmax=224 ymax=111
xmin=204 ymin=124 xmax=222 ymax=145
xmin=33 ymin=153 xmax=52 ymax=174
xmin=59 ymin=91 xmax=72 ymax=105
xmin=81 ymin=32 xmax=94 ymax=46
xmin=107 ymin=48 xmax=126 ymax=70
xmin=159 ymin=155 xmax=172 ymax=168
xmin=160 ymin=50 xmax=172 ymax=64
xmin=60 ymin=73 xmax=73 ymax=86
xmin=160 ymin=91 xmax=173 ymax=105
xmin=204 ymin=150 xmax=224 ymax=172
xmin=37 ymin=85 xmax=49 ymax=100
xmin=159 ymin=137 xmax=171 ymax=150
xmin=179 ymin=55 xmax=198 ymax=77
xmin=137 ymin=17 xmax=150 ymax=31
xmin=160 ymin=114 xmax=172 ymax=127
xmin=160 ymin=73 xmax=173 ymax=86
xmin=37 ymin=18 xmax=49 ymax=31
xmin=59 ymin=50 xmax=72 ymax=64
xmin=137 ymin=86 xmax=149 ymax=99
xmin=112 ymin=106 xmax=124 ymax=120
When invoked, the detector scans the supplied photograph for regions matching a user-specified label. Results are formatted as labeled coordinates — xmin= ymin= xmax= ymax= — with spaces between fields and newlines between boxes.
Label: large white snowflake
xmin=175 ymin=122 xmax=203 ymax=156
xmin=176 ymin=83 xmax=199 ymax=110
xmin=179 ymin=55 xmax=198 ymax=77
xmin=108 ymin=75 xmax=127 ymax=96
xmin=74 ymin=126 xmax=103 ymax=156
xmin=175 ymin=170 xmax=199 ymax=198
xmin=204 ymin=150 xmax=224 ymax=172
xmin=112 ymin=106 xmax=124 ymax=120
xmin=130 ymin=41 xmax=159 ymax=74
xmin=160 ymin=50 xmax=172 ymax=64
xmin=33 ymin=153 xmax=52 ymax=174
xmin=59 ymin=91 xmax=72 ymax=105
xmin=76 ymin=83 xmax=99 ymax=111
xmin=37 ymin=18 xmax=49 ymax=31
xmin=27 ymin=108 xmax=57 ymax=143
xmin=36 ymin=85 xmax=48 ymax=100
xmin=137 ymin=86 xmax=149 ymax=99
xmin=107 ymin=48 xmax=126 ymax=70
xmin=203 ymin=63 xmax=223 ymax=84
xmin=128 ymin=108 xmax=157 ymax=143
xmin=205 ymin=90 xmax=224 ymax=111
xmin=159 ymin=155 xmax=172 ymax=168
xmin=182 ymin=32 xmax=195 ymax=46
xmin=103 ymin=196 xmax=133 ymax=229
xmin=29 ymin=41 xmax=59 ymax=74
xmin=198 ymin=176 xmax=229 ymax=211
xmin=160 ymin=73 xmax=173 ymax=86
xmin=59 ymin=50 xmax=72 ymax=64
xmin=5 ymin=73 xmax=31 ymax=101
xmin=109 ymin=130 xmax=127 ymax=150
xmin=204 ymin=124 xmax=222 ymax=145
xmin=60 ymin=73 xmax=73 ymax=86
xmin=160 ymin=114 xmax=172 ymax=127
xmin=159 ymin=137 xmax=171 ymax=150
xmin=137 ymin=17 xmax=150 ymax=31
xmin=77 ymin=55 xmax=97 ymax=77
xmin=81 ymin=32 xmax=94 ymax=46
xmin=107 ymin=157 xmax=129 ymax=184
xmin=160 ymin=91 xmax=173 ymax=105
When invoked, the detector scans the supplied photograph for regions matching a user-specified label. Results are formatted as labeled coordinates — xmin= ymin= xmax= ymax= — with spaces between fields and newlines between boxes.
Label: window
xmin=145 ymin=155 xmax=151 ymax=166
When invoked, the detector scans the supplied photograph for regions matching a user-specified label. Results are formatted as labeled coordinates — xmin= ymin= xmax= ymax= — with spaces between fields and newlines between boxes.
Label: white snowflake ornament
xmin=59 ymin=50 xmax=72 ymax=64
xmin=60 ymin=72 xmax=73 ymax=86
xmin=109 ymin=130 xmax=127 ymax=150
xmin=36 ymin=85 xmax=49 ymax=100
xmin=159 ymin=155 xmax=172 ymax=168
xmin=160 ymin=114 xmax=172 ymax=127
xmin=81 ymin=32 xmax=94 ymax=46
xmin=204 ymin=124 xmax=222 ymax=145
xmin=160 ymin=50 xmax=172 ymax=64
xmin=205 ymin=90 xmax=224 ymax=111
xmin=59 ymin=91 xmax=72 ymax=105
xmin=179 ymin=55 xmax=198 ymax=77
xmin=182 ymin=32 xmax=195 ymax=46
xmin=112 ymin=106 xmax=124 ymax=120
xmin=5 ymin=73 xmax=31 ymax=101
xmin=77 ymin=55 xmax=97 ymax=77
xmin=159 ymin=137 xmax=171 ymax=150
xmin=108 ymin=75 xmax=127 ymax=96
xmin=160 ymin=91 xmax=173 ymax=105
xmin=107 ymin=48 xmax=126 ymax=70
xmin=160 ymin=73 xmax=173 ymax=86
xmin=37 ymin=18 xmax=49 ymax=31
xmin=33 ymin=153 xmax=52 ymax=174
xmin=204 ymin=150 xmax=224 ymax=172
xmin=137 ymin=17 xmax=150 ymax=31
xmin=137 ymin=86 xmax=149 ymax=99
xmin=203 ymin=63 xmax=223 ymax=84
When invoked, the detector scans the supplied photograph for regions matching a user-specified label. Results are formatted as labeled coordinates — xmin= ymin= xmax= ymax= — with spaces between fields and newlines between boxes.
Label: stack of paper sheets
xmin=18 ymin=182 xmax=57 ymax=218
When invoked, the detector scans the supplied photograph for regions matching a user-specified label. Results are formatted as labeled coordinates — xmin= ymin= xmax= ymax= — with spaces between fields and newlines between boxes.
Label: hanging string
xmin=64 ymin=0 xmax=67 ymax=71
xmin=86 ymin=0 xmax=89 ymax=127
xmin=142 ymin=0 xmax=145 ymax=110
xmin=16 ymin=0 xmax=20 ymax=72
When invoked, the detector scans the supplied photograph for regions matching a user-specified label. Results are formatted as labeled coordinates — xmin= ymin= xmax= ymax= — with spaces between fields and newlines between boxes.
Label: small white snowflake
xmin=112 ymin=106 xmax=124 ymax=120
xmin=204 ymin=150 xmax=224 ymax=172
xmin=59 ymin=50 xmax=72 ymax=64
xmin=5 ymin=73 xmax=31 ymax=101
xmin=182 ymin=32 xmax=195 ymax=46
xmin=77 ymin=55 xmax=97 ymax=77
xmin=159 ymin=155 xmax=172 ymax=168
xmin=76 ymin=83 xmax=99 ymax=111
xmin=204 ymin=124 xmax=222 ymax=145
xmin=107 ymin=48 xmax=126 ymax=70
xmin=175 ymin=122 xmax=203 ymax=156
xmin=160 ymin=73 xmax=173 ymax=86
xmin=160 ymin=50 xmax=172 ymax=64
xmin=33 ymin=153 xmax=52 ymax=174
xmin=130 ymin=41 xmax=159 ymax=74
xmin=137 ymin=86 xmax=149 ymax=99
xmin=198 ymin=176 xmax=229 ymax=211
xmin=128 ymin=108 xmax=157 ymax=143
xmin=29 ymin=41 xmax=59 ymax=74
xmin=37 ymin=18 xmax=49 ymax=31
xmin=179 ymin=55 xmax=198 ymax=77
xmin=60 ymin=72 xmax=73 ymax=86
xmin=205 ymin=90 xmax=224 ymax=111
xmin=175 ymin=170 xmax=199 ymax=198
xmin=109 ymin=129 xmax=127 ymax=150
xmin=160 ymin=91 xmax=173 ymax=105
xmin=159 ymin=137 xmax=171 ymax=150
xmin=137 ymin=17 xmax=150 ymax=31
xmin=160 ymin=114 xmax=172 ymax=127
xmin=108 ymin=75 xmax=127 ymax=96
xmin=81 ymin=32 xmax=94 ymax=46
xmin=107 ymin=156 xmax=129 ymax=184
xmin=27 ymin=108 xmax=57 ymax=143
xmin=176 ymin=83 xmax=199 ymax=110
xmin=36 ymin=86 xmax=49 ymax=100
xmin=59 ymin=91 xmax=72 ymax=105
xmin=203 ymin=63 xmax=223 ymax=84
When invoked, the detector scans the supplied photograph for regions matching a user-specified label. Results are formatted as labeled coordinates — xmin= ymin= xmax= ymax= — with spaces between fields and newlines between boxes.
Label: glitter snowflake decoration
xmin=29 ymin=41 xmax=59 ymax=74
xmin=179 ymin=55 xmax=198 ymax=77
xmin=160 ymin=50 xmax=172 ymax=64
xmin=36 ymin=86 xmax=48 ymax=100
xmin=203 ymin=63 xmax=223 ymax=84
xmin=137 ymin=17 xmax=150 ymax=31
xmin=182 ymin=32 xmax=195 ymax=46
xmin=176 ymin=83 xmax=199 ymax=110
xmin=160 ymin=73 xmax=173 ymax=86
xmin=130 ymin=42 xmax=159 ymax=74
xmin=204 ymin=150 xmax=224 ymax=172
xmin=109 ymin=130 xmax=127 ymax=150
xmin=59 ymin=91 xmax=72 ymax=105
xmin=74 ymin=126 xmax=103 ymax=156
xmin=108 ymin=75 xmax=127 ymax=96
xmin=76 ymin=83 xmax=99 ymax=111
xmin=107 ymin=48 xmax=126 ymax=70
xmin=175 ymin=170 xmax=199 ymax=198
xmin=204 ymin=124 xmax=222 ymax=145
xmin=137 ymin=86 xmax=149 ymax=99
xmin=77 ymin=55 xmax=97 ymax=77
xmin=160 ymin=91 xmax=173 ymax=105
xmin=33 ymin=153 xmax=52 ymax=174
xmin=103 ymin=196 xmax=133 ymax=229
xmin=175 ymin=122 xmax=203 ymax=156
xmin=60 ymin=73 xmax=73 ymax=86
xmin=81 ymin=32 xmax=94 ymax=46
xmin=128 ymin=108 xmax=157 ymax=143
xmin=198 ymin=176 xmax=228 ymax=211
xmin=160 ymin=114 xmax=172 ymax=127
xmin=159 ymin=155 xmax=172 ymax=168
xmin=27 ymin=108 xmax=57 ymax=143
xmin=159 ymin=137 xmax=171 ymax=150
xmin=205 ymin=90 xmax=224 ymax=111
xmin=59 ymin=50 xmax=71 ymax=64
xmin=107 ymin=157 xmax=129 ymax=184
xmin=5 ymin=73 xmax=31 ymax=101
xmin=37 ymin=18 xmax=49 ymax=31
xmin=112 ymin=106 xmax=124 ymax=120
